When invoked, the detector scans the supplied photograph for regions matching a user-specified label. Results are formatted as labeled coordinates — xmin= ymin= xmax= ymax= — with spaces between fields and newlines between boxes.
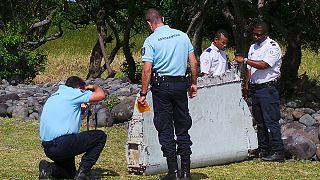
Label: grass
xmin=1 ymin=117 xmax=320 ymax=179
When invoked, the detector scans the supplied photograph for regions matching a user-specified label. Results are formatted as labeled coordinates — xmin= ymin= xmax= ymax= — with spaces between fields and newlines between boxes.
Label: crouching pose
xmin=39 ymin=76 xmax=106 ymax=179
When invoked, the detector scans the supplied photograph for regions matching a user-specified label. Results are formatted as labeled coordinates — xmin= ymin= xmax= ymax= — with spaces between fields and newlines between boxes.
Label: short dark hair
xmin=254 ymin=21 xmax=269 ymax=34
xmin=65 ymin=76 xmax=85 ymax=89
xmin=145 ymin=8 xmax=163 ymax=24
xmin=214 ymin=29 xmax=229 ymax=40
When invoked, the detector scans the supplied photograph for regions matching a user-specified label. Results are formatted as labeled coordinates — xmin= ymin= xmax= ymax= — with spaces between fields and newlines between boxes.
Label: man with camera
xmin=39 ymin=76 xmax=106 ymax=179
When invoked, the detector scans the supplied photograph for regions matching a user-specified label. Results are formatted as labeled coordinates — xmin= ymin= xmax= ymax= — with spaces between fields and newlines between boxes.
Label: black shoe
xmin=180 ymin=159 xmax=191 ymax=180
xmin=249 ymin=149 xmax=269 ymax=158
xmin=261 ymin=151 xmax=285 ymax=162
xmin=160 ymin=171 xmax=180 ymax=180
xmin=39 ymin=160 xmax=52 ymax=179
xmin=74 ymin=167 xmax=91 ymax=180
xmin=160 ymin=158 xmax=180 ymax=180
xmin=258 ymin=150 xmax=270 ymax=158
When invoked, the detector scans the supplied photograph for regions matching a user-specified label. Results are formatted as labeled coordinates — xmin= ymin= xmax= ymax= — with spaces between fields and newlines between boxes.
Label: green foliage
xmin=0 ymin=26 xmax=46 ymax=81
xmin=120 ymin=61 xmax=143 ymax=83
xmin=104 ymin=95 xmax=120 ymax=111
xmin=0 ymin=32 xmax=46 ymax=82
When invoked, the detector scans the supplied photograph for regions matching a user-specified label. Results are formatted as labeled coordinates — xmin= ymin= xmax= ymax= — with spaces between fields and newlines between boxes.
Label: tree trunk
xmin=123 ymin=12 xmax=138 ymax=83
xmin=281 ymin=38 xmax=301 ymax=82
xmin=86 ymin=40 xmax=103 ymax=79
xmin=191 ymin=19 xmax=203 ymax=60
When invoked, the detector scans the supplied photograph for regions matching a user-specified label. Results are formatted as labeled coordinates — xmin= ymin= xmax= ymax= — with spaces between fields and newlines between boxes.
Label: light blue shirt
xmin=142 ymin=25 xmax=194 ymax=76
xmin=40 ymin=85 xmax=92 ymax=141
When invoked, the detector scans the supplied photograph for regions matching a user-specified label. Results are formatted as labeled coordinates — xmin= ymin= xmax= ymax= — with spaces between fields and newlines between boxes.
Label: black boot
xmin=39 ymin=160 xmax=52 ymax=179
xmin=261 ymin=151 xmax=285 ymax=162
xmin=180 ymin=158 xmax=191 ymax=180
xmin=74 ymin=167 xmax=91 ymax=180
xmin=160 ymin=158 xmax=180 ymax=180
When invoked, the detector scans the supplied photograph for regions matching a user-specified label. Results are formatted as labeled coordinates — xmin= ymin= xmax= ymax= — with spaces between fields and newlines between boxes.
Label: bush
xmin=0 ymin=34 xmax=46 ymax=82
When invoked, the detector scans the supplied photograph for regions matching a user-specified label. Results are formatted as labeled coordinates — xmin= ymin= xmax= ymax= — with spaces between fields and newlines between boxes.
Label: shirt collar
xmin=211 ymin=43 xmax=219 ymax=51
xmin=154 ymin=25 xmax=169 ymax=32
xmin=256 ymin=37 xmax=270 ymax=47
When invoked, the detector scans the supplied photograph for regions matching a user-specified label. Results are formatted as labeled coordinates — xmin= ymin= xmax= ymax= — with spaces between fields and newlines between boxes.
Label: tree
xmin=0 ymin=0 xmax=63 ymax=82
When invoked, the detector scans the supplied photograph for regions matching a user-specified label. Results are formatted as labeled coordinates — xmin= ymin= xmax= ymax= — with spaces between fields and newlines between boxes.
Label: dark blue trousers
xmin=151 ymin=81 xmax=192 ymax=160
xmin=251 ymin=87 xmax=284 ymax=152
xmin=42 ymin=130 xmax=106 ymax=178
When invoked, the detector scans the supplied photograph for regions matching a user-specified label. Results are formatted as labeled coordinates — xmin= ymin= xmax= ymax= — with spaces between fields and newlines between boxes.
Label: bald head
xmin=145 ymin=8 xmax=163 ymax=24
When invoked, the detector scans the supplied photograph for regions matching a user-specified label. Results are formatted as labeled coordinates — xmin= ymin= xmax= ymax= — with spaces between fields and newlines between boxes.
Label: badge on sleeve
xmin=141 ymin=47 xmax=145 ymax=56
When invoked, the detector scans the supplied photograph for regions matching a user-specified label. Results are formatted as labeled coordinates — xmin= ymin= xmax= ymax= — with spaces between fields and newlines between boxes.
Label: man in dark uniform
xmin=234 ymin=21 xmax=285 ymax=162
xmin=137 ymin=8 xmax=198 ymax=180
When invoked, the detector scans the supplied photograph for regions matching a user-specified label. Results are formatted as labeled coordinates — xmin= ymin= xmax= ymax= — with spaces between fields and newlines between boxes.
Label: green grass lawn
xmin=1 ymin=118 xmax=320 ymax=179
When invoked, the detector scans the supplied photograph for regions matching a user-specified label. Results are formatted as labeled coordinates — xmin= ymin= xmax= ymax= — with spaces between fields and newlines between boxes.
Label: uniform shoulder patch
xmin=206 ymin=48 xmax=212 ymax=52
xmin=141 ymin=47 xmax=145 ymax=56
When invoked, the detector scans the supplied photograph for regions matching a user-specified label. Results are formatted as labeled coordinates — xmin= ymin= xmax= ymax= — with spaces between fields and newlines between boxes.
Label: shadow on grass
xmin=191 ymin=172 xmax=209 ymax=180
xmin=91 ymin=167 xmax=120 ymax=178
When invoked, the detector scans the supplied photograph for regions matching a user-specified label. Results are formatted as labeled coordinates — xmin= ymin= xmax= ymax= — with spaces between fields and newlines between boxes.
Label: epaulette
xmin=206 ymin=48 xmax=212 ymax=52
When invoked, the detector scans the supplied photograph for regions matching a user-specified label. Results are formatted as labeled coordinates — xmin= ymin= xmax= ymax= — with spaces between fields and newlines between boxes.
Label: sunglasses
xmin=253 ymin=33 xmax=265 ymax=37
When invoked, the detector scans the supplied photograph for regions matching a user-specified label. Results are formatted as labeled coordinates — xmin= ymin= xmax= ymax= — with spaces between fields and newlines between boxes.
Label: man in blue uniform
xmin=137 ymin=8 xmax=198 ymax=180
xmin=39 ymin=76 xmax=106 ymax=179
xmin=200 ymin=29 xmax=229 ymax=76
xmin=234 ymin=21 xmax=285 ymax=162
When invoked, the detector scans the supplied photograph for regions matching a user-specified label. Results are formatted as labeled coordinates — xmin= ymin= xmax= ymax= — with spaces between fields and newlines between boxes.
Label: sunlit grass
xmin=1 ymin=118 xmax=320 ymax=179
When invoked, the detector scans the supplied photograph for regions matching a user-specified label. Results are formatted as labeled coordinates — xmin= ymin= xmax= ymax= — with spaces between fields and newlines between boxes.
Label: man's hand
xmin=234 ymin=55 xmax=244 ymax=63
xmin=188 ymin=84 xmax=197 ymax=98
xmin=137 ymin=95 xmax=146 ymax=105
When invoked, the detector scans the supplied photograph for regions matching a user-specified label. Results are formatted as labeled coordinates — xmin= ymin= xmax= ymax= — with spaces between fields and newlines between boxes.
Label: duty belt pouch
xmin=151 ymin=71 xmax=161 ymax=87
xmin=185 ymin=67 xmax=192 ymax=88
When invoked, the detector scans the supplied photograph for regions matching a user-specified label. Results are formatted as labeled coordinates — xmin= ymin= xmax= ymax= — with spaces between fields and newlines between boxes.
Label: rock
xmin=304 ymin=108 xmax=316 ymax=115
xmin=29 ymin=112 xmax=39 ymax=120
xmin=11 ymin=105 xmax=29 ymax=118
xmin=304 ymin=126 xmax=320 ymax=144
xmin=0 ymin=93 xmax=19 ymax=103
xmin=314 ymin=115 xmax=320 ymax=123
xmin=283 ymin=131 xmax=317 ymax=160
xmin=111 ymin=97 xmax=136 ymax=123
xmin=281 ymin=122 xmax=306 ymax=133
xmin=316 ymin=144 xmax=320 ymax=161
xmin=292 ymin=108 xmax=305 ymax=120
xmin=96 ymin=107 xmax=113 ymax=127
xmin=299 ymin=114 xmax=316 ymax=127
xmin=0 ymin=103 xmax=8 ymax=117
xmin=285 ymin=99 xmax=305 ymax=108
xmin=281 ymin=107 xmax=294 ymax=119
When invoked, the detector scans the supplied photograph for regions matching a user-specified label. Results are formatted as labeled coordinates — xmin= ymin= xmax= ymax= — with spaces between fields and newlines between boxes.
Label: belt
xmin=161 ymin=76 xmax=186 ymax=82
xmin=249 ymin=80 xmax=278 ymax=91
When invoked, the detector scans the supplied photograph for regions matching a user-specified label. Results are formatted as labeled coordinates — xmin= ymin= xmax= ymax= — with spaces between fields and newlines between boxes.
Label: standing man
xmin=39 ymin=76 xmax=107 ymax=179
xmin=234 ymin=21 xmax=285 ymax=162
xmin=137 ymin=8 xmax=198 ymax=180
xmin=200 ymin=29 xmax=229 ymax=76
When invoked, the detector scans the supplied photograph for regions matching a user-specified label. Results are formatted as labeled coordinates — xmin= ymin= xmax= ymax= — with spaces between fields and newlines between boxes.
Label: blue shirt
xmin=40 ymin=85 xmax=92 ymax=141
xmin=142 ymin=25 xmax=194 ymax=76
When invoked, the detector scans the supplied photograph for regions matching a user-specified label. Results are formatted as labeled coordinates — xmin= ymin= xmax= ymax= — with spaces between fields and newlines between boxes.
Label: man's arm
xmin=234 ymin=56 xmax=269 ymax=69
xmin=85 ymin=85 xmax=106 ymax=102
xmin=138 ymin=61 xmax=152 ymax=104
xmin=188 ymin=52 xmax=198 ymax=98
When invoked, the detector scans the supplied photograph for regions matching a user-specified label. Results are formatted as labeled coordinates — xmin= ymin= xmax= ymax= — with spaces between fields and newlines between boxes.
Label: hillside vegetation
xmin=35 ymin=26 xmax=319 ymax=84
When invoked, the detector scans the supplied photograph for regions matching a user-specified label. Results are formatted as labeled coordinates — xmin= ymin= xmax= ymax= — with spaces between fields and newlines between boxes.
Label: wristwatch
xmin=243 ymin=58 xmax=248 ymax=64
xmin=140 ymin=91 xmax=147 ymax=97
